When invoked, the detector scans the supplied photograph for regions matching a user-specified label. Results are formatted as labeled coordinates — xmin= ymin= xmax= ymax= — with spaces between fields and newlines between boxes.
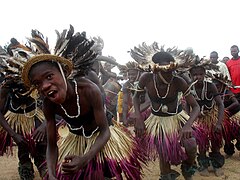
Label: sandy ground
xmin=0 ymin=146 xmax=240 ymax=180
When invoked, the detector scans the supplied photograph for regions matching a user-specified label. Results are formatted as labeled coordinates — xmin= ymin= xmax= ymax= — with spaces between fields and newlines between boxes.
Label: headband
xmin=22 ymin=54 xmax=73 ymax=87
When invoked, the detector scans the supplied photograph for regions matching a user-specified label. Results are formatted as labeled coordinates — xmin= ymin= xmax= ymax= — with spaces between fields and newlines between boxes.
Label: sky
xmin=1 ymin=0 xmax=239 ymax=71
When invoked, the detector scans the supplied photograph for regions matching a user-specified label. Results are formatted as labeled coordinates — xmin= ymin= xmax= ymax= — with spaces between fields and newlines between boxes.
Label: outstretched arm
xmin=179 ymin=78 xmax=200 ymax=140
xmin=0 ymin=88 xmax=28 ymax=147
xmin=61 ymin=83 xmax=110 ymax=174
xmin=122 ymin=83 xmax=130 ymax=126
xmin=133 ymin=73 xmax=148 ymax=137
xmin=84 ymin=86 xmax=110 ymax=157
xmin=43 ymin=100 xmax=58 ymax=179
xmin=211 ymin=83 xmax=224 ymax=132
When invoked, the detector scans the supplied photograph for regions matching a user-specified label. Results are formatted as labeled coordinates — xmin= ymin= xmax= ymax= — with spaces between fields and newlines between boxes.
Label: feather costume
xmin=0 ymin=41 xmax=45 ymax=157
xmin=129 ymin=42 xmax=199 ymax=170
xmin=21 ymin=25 xmax=147 ymax=180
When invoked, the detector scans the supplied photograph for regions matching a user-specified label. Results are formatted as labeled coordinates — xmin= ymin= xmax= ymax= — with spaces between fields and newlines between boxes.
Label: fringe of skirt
xmin=0 ymin=108 xmax=45 ymax=156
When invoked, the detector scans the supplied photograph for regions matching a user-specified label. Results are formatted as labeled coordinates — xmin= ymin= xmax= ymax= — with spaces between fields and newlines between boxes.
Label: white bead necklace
xmin=67 ymin=124 xmax=99 ymax=139
xmin=60 ymin=79 xmax=81 ymax=118
xmin=10 ymin=98 xmax=38 ymax=118
xmin=153 ymin=74 xmax=171 ymax=99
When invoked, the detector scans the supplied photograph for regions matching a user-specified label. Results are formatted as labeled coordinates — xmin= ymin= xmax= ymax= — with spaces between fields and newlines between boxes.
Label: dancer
xmin=188 ymin=58 xmax=225 ymax=177
xmin=119 ymin=61 xmax=150 ymax=127
xmin=131 ymin=43 xmax=200 ymax=180
xmin=0 ymin=39 xmax=47 ymax=179
xmin=210 ymin=73 xmax=240 ymax=158
xmin=22 ymin=25 xmax=146 ymax=180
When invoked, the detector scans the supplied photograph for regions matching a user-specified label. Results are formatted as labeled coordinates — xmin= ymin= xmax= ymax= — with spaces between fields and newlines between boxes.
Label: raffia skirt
xmin=0 ymin=108 xmax=45 ymax=156
xmin=142 ymin=111 xmax=191 ymax=166
xmin=223 ymin=110 xmax=240 ymax=143
xmin=55 ymin=121 xmax=147 ymax=180
xmin=193 ymin=106 xmax=223 ymax=152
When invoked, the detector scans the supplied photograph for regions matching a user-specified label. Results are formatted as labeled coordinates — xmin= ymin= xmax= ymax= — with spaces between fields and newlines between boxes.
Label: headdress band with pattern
xmin=22 ymin=54 xmax=73 ymax=87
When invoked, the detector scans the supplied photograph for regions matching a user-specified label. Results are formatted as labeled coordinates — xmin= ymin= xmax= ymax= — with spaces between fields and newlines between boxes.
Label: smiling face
xmin=29 ymin=61 xmax=67 ymax=104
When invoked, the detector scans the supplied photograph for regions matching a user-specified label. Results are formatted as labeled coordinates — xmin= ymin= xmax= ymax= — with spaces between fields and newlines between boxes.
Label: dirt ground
xmin=0 ymin=146 xmax=240 ymax=180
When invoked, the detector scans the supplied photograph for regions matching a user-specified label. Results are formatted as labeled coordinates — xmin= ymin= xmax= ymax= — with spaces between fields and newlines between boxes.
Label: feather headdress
xmin=129 ymin=42 xmax=198 ymax=73
xmin=118 ymin=61 xmax=141 ymax=74
xmin=90 ymin=36 xmax=104 ymax=54
xmin=187 ymin=56 xmax=219 ymax=71
xmin=22 ymin=25 xmax=97 ymax=87
xmin=0 ymin=39 xmax=35 ymax=90
xmin=206 ymin=71 xmax=233 ymax=88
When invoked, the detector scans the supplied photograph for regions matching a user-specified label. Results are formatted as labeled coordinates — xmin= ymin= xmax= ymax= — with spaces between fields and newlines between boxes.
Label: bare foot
xmin=199 ymin=169 xmax=210 ymax=177
xmin=214 ymin=168 xmax=224 ymax=177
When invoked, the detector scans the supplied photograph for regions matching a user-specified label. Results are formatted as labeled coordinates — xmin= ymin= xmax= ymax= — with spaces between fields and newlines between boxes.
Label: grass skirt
xmin=55 ymin=121 xmax=146 ymax=180
xmin=223 ymin=110 xmax=240 ymax=143
xmin=0 ymin=108 xmax=45 ymax=156
xmin=142 ymin=111 xmax=190 ymax=165
xmin=193 ymin=107 xmax=222 ymax=152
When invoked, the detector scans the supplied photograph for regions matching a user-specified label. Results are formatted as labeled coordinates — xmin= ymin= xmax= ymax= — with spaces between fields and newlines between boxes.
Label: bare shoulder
xmin=173 ymin=75 xmax=187 ymax=85
xmin=76 ymin=77 xmax=101 ymax=96
xmin=139 ymin=72 xmax=152 ymax=82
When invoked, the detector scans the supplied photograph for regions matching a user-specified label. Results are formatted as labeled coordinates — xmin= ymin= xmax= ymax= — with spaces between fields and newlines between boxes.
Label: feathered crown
xmin=0 ymin=39 xmax=35 ymax=90
xmin=90 ymin=36 xmax=104 ymax=54
xmin=206 ymin=71 xmax=233 ymax=88
xmin=129 ymin=42 xmax=197 ymax=73
xmin=22 ymin=25 xmax=97 ymax=87
xmin=187 ymin=56 xmax=219 ymax=72
xmin=118 ymin=61 xmax=141 ymax=74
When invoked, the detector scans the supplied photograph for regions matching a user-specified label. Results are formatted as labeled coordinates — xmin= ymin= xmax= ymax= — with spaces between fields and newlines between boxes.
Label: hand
xmin=134 ymin=115 xmax=145 ymax=137
xmin=215 ymin=123 xmax=222 ymax=133
xmin=61 ymin=155 xmax=88 ymax=174
xmin=180 ymin=124 xmax=193 ymax=141
xmin=32 ymin=123 xmax=46 ymax=142
xmin=12 ymin=133 xmax=28 ymax=147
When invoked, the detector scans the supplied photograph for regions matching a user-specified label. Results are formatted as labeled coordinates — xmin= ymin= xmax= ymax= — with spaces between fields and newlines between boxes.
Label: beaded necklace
xmin=10 ymin=97 xmax=38 ymax=118
xmin=60 ymin=79 xmax=81 ymax=118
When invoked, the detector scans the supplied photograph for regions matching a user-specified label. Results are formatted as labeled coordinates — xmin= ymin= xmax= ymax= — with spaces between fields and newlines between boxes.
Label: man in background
xmin=209 ymin=51 xmax=231 ymax=80
xmin=226 ymin=45 xmax=240 ymax=101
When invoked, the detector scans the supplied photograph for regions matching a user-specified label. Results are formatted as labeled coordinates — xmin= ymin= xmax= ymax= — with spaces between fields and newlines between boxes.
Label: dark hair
xmin=210 ymin=51 xmax=218 ymax=57
xmin=152 ymin=52 xmax=174 ymax=64
xmin=189 ymin=66 xmax=206 ymax=74
xmin=231 ymin=45 xmax=239 ymax=51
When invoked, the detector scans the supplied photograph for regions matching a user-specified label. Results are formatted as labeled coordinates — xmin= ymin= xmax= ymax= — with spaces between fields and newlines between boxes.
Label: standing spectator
xmin=226 ymin=45 xmax=240 ymax=101
xmin=209 ymin=51 xmax=231 ymax=81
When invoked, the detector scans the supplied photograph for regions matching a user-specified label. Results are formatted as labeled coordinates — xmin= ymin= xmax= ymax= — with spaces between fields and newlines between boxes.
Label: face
xmin=210 ymin=52 xmax=218 ymax=63
xmin=190 ymin=67 xmax=205 ymax=83
xmin=231 ymin=47 xmax=239 ymax=58
xmin=29 ymin=62 xmax=67 ymax=104
xmin=104 ymin=62 xmax=114 ymax=71
xmin=221 ymin=57 xmax=229 ymax=64
xmin=127 ymin=69 xmax=139 ymax=83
